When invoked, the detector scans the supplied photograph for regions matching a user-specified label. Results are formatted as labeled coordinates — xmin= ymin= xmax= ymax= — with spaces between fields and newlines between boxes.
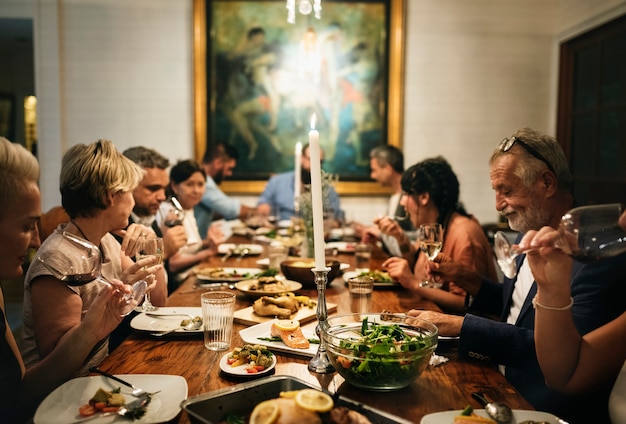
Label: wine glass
xmin=36 ymin=232 xmax=147 ymax=316
xmin=135 ymin=236 xmax=164 ymax=312
xmin=162 ymin=196 xmax=185 ymax=228
xmin=494 ymin=203 xmax=626 ymax=279
xmin=418 ymin=223 xmax=444 ymax=288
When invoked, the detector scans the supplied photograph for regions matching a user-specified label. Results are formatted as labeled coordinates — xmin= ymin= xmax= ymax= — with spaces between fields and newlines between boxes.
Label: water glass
xmin=268 ymin=243 xmax=289 ymax=271
xmin=348 ymin=276 xmax=374 ymax=314
xmin=354 ymin=243 xmax=372 ymax=273
xmin=201 ymin=291 xmax=236 ymax=351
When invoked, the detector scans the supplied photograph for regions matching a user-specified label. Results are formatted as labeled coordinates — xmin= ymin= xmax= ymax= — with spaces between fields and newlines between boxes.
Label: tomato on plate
xmin=79 ymin=404 xmax=97 ymax=417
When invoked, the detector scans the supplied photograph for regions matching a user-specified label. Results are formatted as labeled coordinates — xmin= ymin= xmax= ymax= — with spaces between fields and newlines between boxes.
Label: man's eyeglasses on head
xmin=499 ymin=136 xmax=555 ymax=174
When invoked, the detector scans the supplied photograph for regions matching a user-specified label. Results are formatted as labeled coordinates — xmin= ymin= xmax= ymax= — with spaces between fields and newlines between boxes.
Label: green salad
xmin=330 ymin=317 xmax=435 ymax=388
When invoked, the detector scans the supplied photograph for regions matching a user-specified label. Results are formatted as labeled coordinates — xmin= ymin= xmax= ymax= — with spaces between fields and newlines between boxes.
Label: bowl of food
xmin=280 ymin=259 xmax=341 ymax=286
xmin=321 ymin=313 xmax=438 ymax=391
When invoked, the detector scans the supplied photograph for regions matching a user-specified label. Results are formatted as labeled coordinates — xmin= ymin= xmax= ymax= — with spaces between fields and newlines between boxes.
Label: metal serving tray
xmin=181 ymin=375 xmax=411 ymax=424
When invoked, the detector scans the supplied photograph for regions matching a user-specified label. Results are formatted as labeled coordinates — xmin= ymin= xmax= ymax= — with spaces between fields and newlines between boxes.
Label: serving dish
xmin=34 ymin=374 xmax=187 ymax=424
xmin=217 ymin=243 xmax=263 ymax=255
xmin=280 ymin=259 xmax=342 ymax=285
xmin=343 ymin=270 xmax=401 ymax=288
xmin=233 ymin=302 xmax=337 ymax=326
xmin=181 ymin=375 xmax=412 ymax=424
xmin=420 ymin=409 xmax=561 ymax=423
xmin=239 ymin=320 xmax=319 ymax=357
xmin=219 ymin=350 xmax=277 ymax=377
xmin=234 ymin=279 xmax=302 ymax=297
xmin=130 ymin=307 xmax=203 ymax=334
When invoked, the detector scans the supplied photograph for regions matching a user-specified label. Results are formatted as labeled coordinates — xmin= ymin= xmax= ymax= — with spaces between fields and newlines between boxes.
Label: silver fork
xmin=74 ymin=396 xmax=151 ymax=422
xmin=88 ymin=367 xmax=150 ymax=398
xmin=237 ymin=247 xmax=250 ymax=262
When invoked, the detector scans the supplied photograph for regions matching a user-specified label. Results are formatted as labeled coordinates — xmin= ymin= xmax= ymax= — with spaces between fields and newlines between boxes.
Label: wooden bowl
xmin=280 ymin=259 xmax=342 ymax=286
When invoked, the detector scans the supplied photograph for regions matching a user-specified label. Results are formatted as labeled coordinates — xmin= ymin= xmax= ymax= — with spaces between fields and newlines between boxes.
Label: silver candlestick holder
xmin=308 ymin=266 xmax=335 ymax=373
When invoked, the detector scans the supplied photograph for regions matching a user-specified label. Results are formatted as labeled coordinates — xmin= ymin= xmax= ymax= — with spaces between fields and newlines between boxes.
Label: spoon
xmin=471 ymin=392 xmax=513 ymax=423
xmin=150 ymin=318 xmax=202 ymax=337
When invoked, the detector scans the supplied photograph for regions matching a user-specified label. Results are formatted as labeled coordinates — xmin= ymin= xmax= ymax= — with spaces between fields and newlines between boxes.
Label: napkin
xmin=429 ymin=353 xmax=449 ymax=366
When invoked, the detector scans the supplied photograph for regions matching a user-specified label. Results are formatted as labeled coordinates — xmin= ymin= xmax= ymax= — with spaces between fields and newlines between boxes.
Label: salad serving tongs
xmin=89 ymin=367 xmax=153 ymax=398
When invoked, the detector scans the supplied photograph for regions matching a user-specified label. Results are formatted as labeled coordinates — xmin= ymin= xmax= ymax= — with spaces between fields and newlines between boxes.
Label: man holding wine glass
xmin=408 ymin=128 xmax=626 ymax=423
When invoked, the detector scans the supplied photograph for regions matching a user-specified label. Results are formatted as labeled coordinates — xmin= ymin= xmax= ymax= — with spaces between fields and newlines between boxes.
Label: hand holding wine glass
xmin=36 ymin=232 xmax=147 ymax=316
xmin=418 ymin=223 xmax=443 ymax=288
xmin=135 ymin=236 xmax=164 ymax=312
xmin=162 ymin=196 xmax=185 ymax=228
xmin=494 ymin=203 xmax=626 ymax=279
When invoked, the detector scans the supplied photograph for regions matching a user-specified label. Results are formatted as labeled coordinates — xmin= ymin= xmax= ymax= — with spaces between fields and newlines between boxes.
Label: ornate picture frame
xmin=193 ymin=0 xmax=405 ymax=195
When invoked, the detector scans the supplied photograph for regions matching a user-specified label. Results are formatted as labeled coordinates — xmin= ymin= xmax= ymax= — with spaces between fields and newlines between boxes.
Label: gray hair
xmin=370 ymin=145 xmax=404 ymax=174
xmin=123 ymin=146 xmax=169 ymax=169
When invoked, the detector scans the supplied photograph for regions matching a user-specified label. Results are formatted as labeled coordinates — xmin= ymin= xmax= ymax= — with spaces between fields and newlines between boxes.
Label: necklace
xmin=69 ymin=219 xmax=89 ymax=240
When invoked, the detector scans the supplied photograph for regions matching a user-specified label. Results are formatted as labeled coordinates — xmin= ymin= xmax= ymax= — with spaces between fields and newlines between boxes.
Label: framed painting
xmin=193 ymin=0 xmax=405 ymax=195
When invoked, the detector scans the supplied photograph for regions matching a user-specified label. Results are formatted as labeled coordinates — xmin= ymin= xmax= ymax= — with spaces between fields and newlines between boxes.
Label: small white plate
xmin=219 ymin=350 xmax=277 ymax=377
xmin=325 ymin=241 xmax=357 ymax=253
xmin=234 ymin=279 xmax=302 ymax=297
xmin=420 ymin=409 xmax=561 ymax=424
xmin=217 ymin=243 xmax=264 ymax=255
xmin=130 ymin=307 xmax=203 ymax=334
xmin=239 ymin=320 xmax=319 ymax=357
xmin=195 ymin=267 xmax=263 ymax=282
xmin=34 ymin=374 xmax=187 ymax=424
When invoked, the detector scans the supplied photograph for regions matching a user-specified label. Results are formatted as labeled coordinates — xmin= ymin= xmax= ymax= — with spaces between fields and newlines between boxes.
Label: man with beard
xmin=407 ymin=127 xmax=626 ymax=424
xmin=256 ymin=143 xmax=342 ymax=221
xmin=195 ymin=143 xmax=257 ymax=237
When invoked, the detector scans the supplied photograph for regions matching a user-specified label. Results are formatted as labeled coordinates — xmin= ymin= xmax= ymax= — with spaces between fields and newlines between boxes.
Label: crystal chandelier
xmin=286 ymin=0 xmax=322 ymax=24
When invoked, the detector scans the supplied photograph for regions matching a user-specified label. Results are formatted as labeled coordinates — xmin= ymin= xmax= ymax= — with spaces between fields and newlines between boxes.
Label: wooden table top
xmin=98 ymin=237 xmax=532 ymax=423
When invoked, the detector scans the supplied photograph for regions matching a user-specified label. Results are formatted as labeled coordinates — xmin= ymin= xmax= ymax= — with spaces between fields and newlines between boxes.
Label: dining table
xmin=98 ymin=234 xmax=533 ymax=423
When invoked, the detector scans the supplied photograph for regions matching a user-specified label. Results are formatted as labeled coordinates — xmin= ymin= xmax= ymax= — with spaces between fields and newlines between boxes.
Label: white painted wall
xmin=1 ymin=0 xmax=624 ymax=226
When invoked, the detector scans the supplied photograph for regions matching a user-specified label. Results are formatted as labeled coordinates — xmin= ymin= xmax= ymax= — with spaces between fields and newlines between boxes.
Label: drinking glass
xmin=135 ymin=236 xmax=164 ymax=312
xmin=162 ymin=197 xmax=185 ymax=228
xmin=418 ymin=223 xmax=443 ymax=288
xmin=36 ymin=232 xmax=147 ymax=316
xmin=494 ymin=203 xmax=626 ymax=279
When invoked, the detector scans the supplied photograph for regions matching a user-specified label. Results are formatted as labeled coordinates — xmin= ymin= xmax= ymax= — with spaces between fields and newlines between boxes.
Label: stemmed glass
xmin=36 ymin=232 xmax=147 ymax=316
xmin=135 ymin=236 xmax=164 ymax=312
xmin=494 ymin=203 xmax=626 ymax=279
xmin=418 ymin=223 xmax=444 ymax=288
xmin=162 ymin=196 xmax=185 ymax=228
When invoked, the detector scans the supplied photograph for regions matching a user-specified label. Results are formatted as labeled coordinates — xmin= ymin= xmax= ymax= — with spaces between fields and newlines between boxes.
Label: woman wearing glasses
xmin=381 ymin=156 xmax=498 ymax=313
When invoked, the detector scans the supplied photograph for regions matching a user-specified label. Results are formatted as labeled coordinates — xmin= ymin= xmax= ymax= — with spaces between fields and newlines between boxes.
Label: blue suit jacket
xmin=460 ymin=238 xmax=626 ymax=423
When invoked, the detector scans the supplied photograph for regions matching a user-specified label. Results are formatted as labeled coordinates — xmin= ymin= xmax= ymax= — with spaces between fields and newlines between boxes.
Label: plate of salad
xmin=219 ymin=344 xmax=277 ymax=377
xmin=343 ymin=270 xmax=401 ymax=287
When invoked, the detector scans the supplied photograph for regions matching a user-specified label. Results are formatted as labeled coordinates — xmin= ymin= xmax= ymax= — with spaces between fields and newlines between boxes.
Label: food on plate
xmin=227 ymin=344 xmax=274 ymax=373
xmin=453 ymin=406 xmax=496 ymax=424
xmin=252 ymin=293 xmax=315 ymax=318
xmin=247 ymin=276 xmax=290 ymax=292
xmin=180 ymin=316 xmax=203 ymax=327
xmin=194 ymin=267 xmax=254 ymax=279
xmin=357 ymin=270 xmax=394 ymax=283
xmin=234 ymin=389 xmax=371 ymax=424
xmin=270 ymin=319 xmax=310 ymax=349
xmin=78 ymin=387 xmax=153 ymax=419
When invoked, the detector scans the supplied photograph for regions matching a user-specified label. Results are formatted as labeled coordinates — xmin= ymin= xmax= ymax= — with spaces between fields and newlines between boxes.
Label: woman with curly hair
xmin=380 ymin=156 xmax=497 ymax=313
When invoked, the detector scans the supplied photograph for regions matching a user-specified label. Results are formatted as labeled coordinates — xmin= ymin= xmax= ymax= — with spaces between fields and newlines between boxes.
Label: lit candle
xmin=294 ymin=142 xmax=302 ymax=207
xmin=308 ymin=114 xmax=326 ymax=269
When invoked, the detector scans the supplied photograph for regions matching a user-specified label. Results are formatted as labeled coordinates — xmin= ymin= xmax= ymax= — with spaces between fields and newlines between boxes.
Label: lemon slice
xmin=279 ymin=390 xmax=299 ymax=398
xmin=250 ymin=399 xmax=279 ymax=424
xmin=294 ymin=389 xmax=334 ymax=413
xmin=273 ymin=319 xmax=300 ymax=331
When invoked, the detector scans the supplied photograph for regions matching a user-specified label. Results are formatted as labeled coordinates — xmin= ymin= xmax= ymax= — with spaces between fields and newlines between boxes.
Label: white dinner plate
xmin=420 ymin=409 xmax=561 ymax=424
xmin=217 ymin=243 xmax=263 ymax=255
xmin=194 ymin=267 xmax=264 ymax=282
xmin=130 ymin=307 xmax=203 ymax=334
xmin=325 ymin=241 xmax=357 ymax=253
xmin=239 ymin=319 xmax=319 ymax=357
xmin=234 ymin=279 xmax=302 ymax=297
xmin=219 ymin=350 xmax=277 ymax=377
xmin=256 ymin=257 xmax=350 ymax=271
xmin=343 ymin=270 xmax=400 ymax=287
xmin=34 ymin=374 xmax=187 ymax=424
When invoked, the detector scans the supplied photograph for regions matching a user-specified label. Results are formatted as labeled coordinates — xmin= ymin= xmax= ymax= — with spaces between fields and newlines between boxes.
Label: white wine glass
xmin=418 ymin=223 xmax=444 ymax=288
xmin=494 ymin=203 xmax=626 ymax=279
xmin=135 ymin=236 xmax=164 ymax=312
xmin=36 ymin=232 xmax=147 ymax=316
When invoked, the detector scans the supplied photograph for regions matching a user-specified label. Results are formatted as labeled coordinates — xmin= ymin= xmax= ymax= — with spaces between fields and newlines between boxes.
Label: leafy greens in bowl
xmin=321 ymin=313 xmax=438 ymax=391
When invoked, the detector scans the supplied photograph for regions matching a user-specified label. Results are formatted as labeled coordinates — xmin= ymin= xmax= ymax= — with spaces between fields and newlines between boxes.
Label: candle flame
xmin=310 ymin=113 xmax=317 ymax=130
